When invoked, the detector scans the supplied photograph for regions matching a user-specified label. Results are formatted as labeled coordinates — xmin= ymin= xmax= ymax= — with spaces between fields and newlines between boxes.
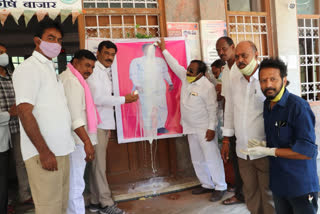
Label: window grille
xmin=227 ymin=14 xmax=270 ymax=61
xmin=83 ymin=0 xmax=158 ymax=9
xmin=85 ymin=14 xmax=160 ymax=39
xmin=298 ymin=18 xmax=320 ymax=101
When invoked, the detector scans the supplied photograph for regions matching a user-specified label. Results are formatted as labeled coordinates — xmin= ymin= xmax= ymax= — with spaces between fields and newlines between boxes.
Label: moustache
xmin=105 ymin=59 xmax=113 ymax=63
xmin=84 ymin=72 xmax=91 ymax=76
xmin=263 ymin=88 xmax=276 ymax=93
xmin=237 ymin=62 xmax=247 ymax=67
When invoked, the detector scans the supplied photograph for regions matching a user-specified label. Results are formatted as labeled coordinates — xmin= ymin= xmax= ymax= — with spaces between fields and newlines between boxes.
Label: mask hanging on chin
xmin=239 ymin=58 xmax=257 ymax=76
xmin=39 ymin=39 xmax=62 ymax=58
xmin=0 ymin=53 xmax=9 ymax=67
xmin=186 ymin=73 xmax=201 ymax=83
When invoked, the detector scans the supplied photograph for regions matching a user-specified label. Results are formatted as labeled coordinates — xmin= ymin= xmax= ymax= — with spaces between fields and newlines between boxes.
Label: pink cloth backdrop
xmin=115 ymin=40 xmax=187 ymax=140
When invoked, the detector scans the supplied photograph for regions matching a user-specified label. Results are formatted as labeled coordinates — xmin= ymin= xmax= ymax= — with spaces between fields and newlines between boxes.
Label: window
xmin=85 ymin=15 xmax=160 ymax=39
xmin=83 ymin=0 xmax=158 ymax=9
xmin=297 ymin=0 xmax=320 ymax=101
xmin=79 ymin=0 xmax=166 ymax=46
xmin=225 ymin=0 xmax=272 ymax=60
xmin=11 ymin=56 xmax=25 ymax=68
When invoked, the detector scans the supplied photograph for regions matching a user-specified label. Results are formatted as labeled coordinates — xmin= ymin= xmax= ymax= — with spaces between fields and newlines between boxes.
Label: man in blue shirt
xmin=242 ymin=58 xmax=319 ymax=214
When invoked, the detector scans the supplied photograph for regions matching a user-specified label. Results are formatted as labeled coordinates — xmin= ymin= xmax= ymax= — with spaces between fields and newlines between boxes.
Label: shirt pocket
xmin=278 ymin=126 xmax=293 ymax=146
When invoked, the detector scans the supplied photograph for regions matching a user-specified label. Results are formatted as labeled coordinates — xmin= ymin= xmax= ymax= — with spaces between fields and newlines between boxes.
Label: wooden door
xmin=106 ymin=131 xmax=177 ymax=184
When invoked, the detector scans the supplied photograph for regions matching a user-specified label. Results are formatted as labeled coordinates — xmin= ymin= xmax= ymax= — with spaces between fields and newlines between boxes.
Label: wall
xmin=164 ymin=0 xmax=200 ymax=22
xmin=272 ymin=0 xmax=301 ymax=96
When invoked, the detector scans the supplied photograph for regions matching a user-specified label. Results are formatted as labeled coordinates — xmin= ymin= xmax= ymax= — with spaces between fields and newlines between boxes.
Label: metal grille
xmin=85 ymin=15 xmax=160 ymax=39
xmin=298 ymin=18 xmax=320 ymax=101
xmin=83 ymin=0 xmax=158 ymax=8
xmin=228 ymin=14 xmax=270 ymax=60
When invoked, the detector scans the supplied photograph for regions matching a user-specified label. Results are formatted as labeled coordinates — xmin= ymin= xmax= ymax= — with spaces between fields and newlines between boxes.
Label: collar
xmin=265 ymin=88 xmax=290 ymax=108
xmin=96 ymin=60 xmax=111 ymax=72
xmin=32 ymin=51 xmax=51 ymax=64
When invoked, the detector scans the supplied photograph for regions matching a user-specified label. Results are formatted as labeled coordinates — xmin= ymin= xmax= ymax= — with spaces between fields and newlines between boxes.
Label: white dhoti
xmin=188 ymin=132 xmax=227 ymax=190
xmin=67 ymin=144 xmax=86 ymax=214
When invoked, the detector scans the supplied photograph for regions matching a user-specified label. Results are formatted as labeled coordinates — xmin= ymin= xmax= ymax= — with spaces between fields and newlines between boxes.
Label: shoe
xmin=87 ymin=203 xmax=101 ymax=213
xmin=99 ymin=204 xmax=125 ymax=214
xmin=210 ymin=190 xmax=226 ymax=202
xmin=191 ymin=187 xmax=213 ymax=195
xmin=157 ymin=127 xmax=169 ymax=134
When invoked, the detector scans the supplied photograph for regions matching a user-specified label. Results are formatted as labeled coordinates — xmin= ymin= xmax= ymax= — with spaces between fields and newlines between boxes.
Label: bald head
xmin=235 ymin=41 xmax=258 ymax=70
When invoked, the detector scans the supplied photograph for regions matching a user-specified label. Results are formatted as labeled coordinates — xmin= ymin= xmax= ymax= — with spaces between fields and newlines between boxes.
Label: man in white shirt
xmin=60 ymin=49 xmax=98 ymax=214
xmin=222 ymin=41 xmax=274 ymax=214
xmin=0 ymin=107 xmax=16 ymax=214
xmin=13 ymin=19 xmax=75 ymax=214
xmin=157 ymin=38 xmax=227 ymax=202
xmin=216 ymin=37 xmax=244 ymax=205
xmin=87 ymin=41 xmax=138 ymax=214
xmin=129 ymin=44 xmax=173 ymax=136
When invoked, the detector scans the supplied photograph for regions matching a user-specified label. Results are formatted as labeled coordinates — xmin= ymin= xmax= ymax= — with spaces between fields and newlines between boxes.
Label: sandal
xmin=222 ymin=196 xmax=244 ymax=205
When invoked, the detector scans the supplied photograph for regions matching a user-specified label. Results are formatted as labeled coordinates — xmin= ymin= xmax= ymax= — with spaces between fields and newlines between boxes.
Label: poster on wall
xmin=200 ymin=20 xmax=227 ymax=65
xmin=167 ymin=22 xmax=201 ymax=60
xmin=86 ymin=38 xmax=188 ymax=143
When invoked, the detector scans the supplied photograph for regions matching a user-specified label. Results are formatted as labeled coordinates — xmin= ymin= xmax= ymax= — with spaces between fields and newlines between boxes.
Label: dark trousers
xmin=273 ymin=192 xmax=318 ymax=214
xmin=229 ymin=137 xmax=244 ymax=201
xmin=0 ymin=150 xmax=9 ymax=214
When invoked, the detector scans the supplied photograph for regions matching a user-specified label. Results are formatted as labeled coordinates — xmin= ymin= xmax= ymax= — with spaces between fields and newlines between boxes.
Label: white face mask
xmin=239 ymin=57 xmax=257 ymax=76
xmin=0 ymin=53 xmax=9 ymax=67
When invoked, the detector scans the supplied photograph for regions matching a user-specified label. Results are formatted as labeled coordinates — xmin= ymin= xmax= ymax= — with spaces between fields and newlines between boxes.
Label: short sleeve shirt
xmin=13 ymin=51 xmax=75 ymax=161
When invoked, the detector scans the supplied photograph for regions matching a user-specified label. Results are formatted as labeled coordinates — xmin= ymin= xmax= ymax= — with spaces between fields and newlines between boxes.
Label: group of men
xmin=0 ymin=19 xmax=139 ymax=214
xmin=0 ymin=17 xmax=318 ymax=214
xmin=192 ymin=36 xmax=319 ymax=214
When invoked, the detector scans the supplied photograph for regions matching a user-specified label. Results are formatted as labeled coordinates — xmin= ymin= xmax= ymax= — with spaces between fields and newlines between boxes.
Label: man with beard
xmin=86 ymin=41 xmax=138 ymax=214
xmin=243 ymin=58 xmax=319 ymax=214
xmin=216 ymin=36 xmax=244 ymax=205
xmin=222 ymin=41 xmax=274 ymax=214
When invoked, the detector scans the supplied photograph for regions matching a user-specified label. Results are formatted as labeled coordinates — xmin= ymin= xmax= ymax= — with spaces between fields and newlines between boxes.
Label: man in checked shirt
xmin=0 ymin=43 xmax=32 ymax=205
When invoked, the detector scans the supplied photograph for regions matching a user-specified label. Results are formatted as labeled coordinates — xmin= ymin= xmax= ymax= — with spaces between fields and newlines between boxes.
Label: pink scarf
xmin=67 ymin=63 xmax=101 ymax=133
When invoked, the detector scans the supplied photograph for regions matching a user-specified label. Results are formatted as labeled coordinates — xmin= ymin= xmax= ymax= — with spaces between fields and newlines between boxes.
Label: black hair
xmin=216 ymin=36 xmax=234 ymax=46
xmin=259 ymin=57 xmax=287 ymax=79
xmin=191 ymin=60 xmax=207 ymax=74
xmin=0 ymin=43 xmax=7 ymax=49
xmin=34 ymin=18 xmax=64 ymax=38
xmin=71 ymin=49 xmax=97 ymax=63
xmin=97 ymin=41 xmax=117 ymax=53
xmin=210 ymin=59 xmax=226 ymax=69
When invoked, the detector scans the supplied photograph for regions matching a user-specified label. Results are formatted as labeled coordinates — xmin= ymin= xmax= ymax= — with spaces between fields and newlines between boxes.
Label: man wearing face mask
xmin=0 ymin=44 xmax=32 ymax=206
xmin=222 ymin=41 xmax=274 ymax=214
xmin=243 ymin=58 xmax=318 ymax=214
xmin=12 ymin=19 xmax=75 ymax=214
xmin=157 ymin=38 xmax=227 ymax=202
xmin=86 ymin=41 xmax=138 ymax=214
xmin=60 ymin=50 xmax=99 ymax=214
